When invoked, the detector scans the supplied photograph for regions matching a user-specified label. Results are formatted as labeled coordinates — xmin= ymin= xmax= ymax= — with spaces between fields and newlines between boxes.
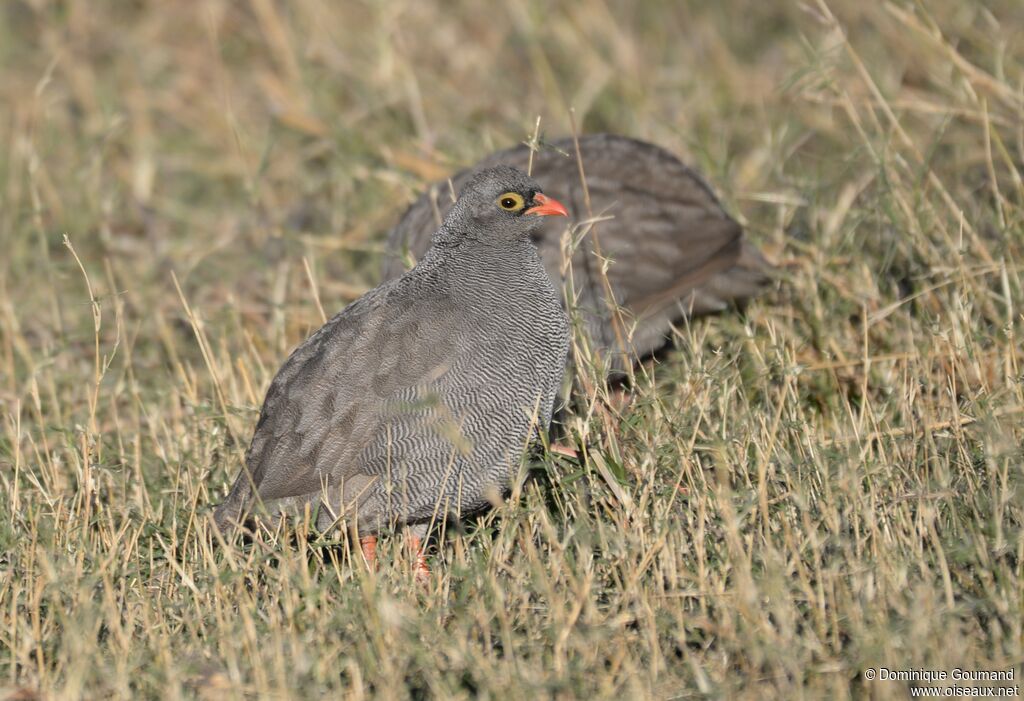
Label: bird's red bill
xmin=525 ymin=193 xmax=569 ymax=217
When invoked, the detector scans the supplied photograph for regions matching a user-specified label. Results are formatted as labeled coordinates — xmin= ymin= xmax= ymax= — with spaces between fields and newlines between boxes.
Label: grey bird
xmin=214 ymin=166 xmax=571 ymax=576
xmin=382 ymin=134 xmax=769 ymax=373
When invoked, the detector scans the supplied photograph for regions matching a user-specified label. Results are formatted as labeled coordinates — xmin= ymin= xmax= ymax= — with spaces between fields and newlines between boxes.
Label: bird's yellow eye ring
xmin=497 ymin=192 xmax=525 ymax=211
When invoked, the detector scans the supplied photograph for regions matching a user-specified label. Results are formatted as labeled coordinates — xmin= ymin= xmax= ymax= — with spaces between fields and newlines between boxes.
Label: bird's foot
xmin=359 ymin=534 xmax=377 ymax=569
xmin=408 ymin=533 xmax=430 ymax=583
xmin=550 ymin=442 xmax=579 ymax=459
xmin=607 ymin=387 xmax=633 ymax=413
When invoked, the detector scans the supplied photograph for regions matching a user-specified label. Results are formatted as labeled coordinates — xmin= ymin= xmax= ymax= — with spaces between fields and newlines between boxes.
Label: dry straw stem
xmin=1 ymin=1 xmax=1022 ymax=699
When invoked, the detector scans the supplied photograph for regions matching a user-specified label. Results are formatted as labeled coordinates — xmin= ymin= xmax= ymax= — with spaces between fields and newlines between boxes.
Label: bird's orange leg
xmin=550 ymin=442 xmax=579 ymax=459
xmin=359 ymin=534 xmax=377 ymax=569
xmin=407 ymin=532 xmax=430 ymax=582
xmin=608 ymin=387 xmax=633 ymax=413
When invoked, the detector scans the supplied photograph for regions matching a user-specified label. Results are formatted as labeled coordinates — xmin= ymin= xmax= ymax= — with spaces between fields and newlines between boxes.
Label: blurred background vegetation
xmin=0 ymin=1 xmax=1022 ymax=699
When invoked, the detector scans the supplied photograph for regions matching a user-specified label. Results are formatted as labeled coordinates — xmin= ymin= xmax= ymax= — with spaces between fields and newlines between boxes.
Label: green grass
xmin=1 ymin=1 xmax=1022 ymax=698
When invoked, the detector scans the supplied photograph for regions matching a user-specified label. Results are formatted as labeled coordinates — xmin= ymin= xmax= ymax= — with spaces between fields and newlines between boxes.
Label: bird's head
xmin=440 ymin=165 xmax=568 ymax=243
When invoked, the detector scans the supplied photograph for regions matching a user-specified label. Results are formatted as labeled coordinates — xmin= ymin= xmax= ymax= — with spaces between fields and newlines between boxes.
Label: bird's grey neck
xmin=430 ymin=224 xmax=465 ymax=246
xmin=431 ymin=224 xmax=536 ymax=251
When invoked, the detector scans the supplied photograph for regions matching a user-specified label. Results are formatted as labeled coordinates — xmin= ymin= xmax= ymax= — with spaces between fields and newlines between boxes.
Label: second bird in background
xmin=383 ymin=134 xmax=770 ymax=374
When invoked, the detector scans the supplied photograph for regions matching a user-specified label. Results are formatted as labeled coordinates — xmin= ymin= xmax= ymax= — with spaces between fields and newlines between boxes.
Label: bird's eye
xmin=497 ymin=192 xmax=525 ymax=211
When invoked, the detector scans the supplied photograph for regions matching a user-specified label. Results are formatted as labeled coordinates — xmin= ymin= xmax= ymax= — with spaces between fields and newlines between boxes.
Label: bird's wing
xmin=230 ymin=274 xmax=471 ymax=508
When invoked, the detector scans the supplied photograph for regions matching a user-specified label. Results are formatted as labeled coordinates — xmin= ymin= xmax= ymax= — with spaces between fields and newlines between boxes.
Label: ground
xmin=0 ymin=1 xmax=1021 ymax=699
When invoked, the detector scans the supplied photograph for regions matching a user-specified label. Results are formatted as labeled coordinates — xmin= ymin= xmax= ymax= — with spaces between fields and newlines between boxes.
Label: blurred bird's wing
xmin=531 ymin=135 xmax=744 ymax=315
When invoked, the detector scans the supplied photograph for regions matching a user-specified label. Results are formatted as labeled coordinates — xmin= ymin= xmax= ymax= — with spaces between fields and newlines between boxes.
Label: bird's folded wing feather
xmin=562 ymin=170 xmax=743 ymax=319
xmin=240 ymin=280 xmax=469 ymax=504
